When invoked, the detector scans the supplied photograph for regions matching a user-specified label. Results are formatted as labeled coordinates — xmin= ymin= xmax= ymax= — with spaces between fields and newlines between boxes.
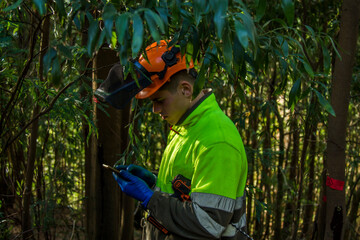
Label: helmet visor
xmin=94 ymin=63 xmax=152 ymax=109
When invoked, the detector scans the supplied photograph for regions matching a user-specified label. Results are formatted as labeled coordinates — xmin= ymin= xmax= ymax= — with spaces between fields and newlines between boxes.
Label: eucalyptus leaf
xmin=322 ymin=44 xmax=331 ymax=75
xmin=193 ymin=0 xmax=207 ymax=26
xmin=155 ymin=7 xmax=169 ymax=34
xmin=144 ymin=10 xmax=160 ymax=42
xmin=146 ymin=10 xmax=165 ymax=34
xmin=87 ymin=19 xmax=100 ymax=56
xmin=281 ymin=0 xmax=294 ymax=26
xmin=191 ymin=27 xmax=200 ymax=62
xmin=111 ymin=31 xmax=117 ymax=48
xmin=211 ymin=0 xmax=228 ymax=39
xmin=255 ymin=0 xmax=266 ymax=21
xmin=132 ymin=13 xmax=144 ymax=58
xmin=43 ymin=48 xmax=57 ymax=74
xmin=51 ymin=56 xmax=61 ymax=86
xmin=103 ymin=3 xmax=117 ymax=43
xmin=235 ymin=19 xmax=248 ymax=49
xmin=313 ymin=89 xmax=336 ymax=116
xmin=55 ymin=0 xmax=66 ymax=17
xmin=3 ymin=0 xmax=23 ymax=11
xmin=33 ymin=0 xmax=46 ymax=15
xmin=298 ymin=57 xmax=314 ymax=78
xmin=223 ymin=28 xmax=233 ymax=65
xmin=288 ymin=78 xmax=301 ymax=109
xmin=115 ymin=14 xmax=129 ymax=45
xmin=302 ymin=61 xmax=314 ymax=78
xmin=58 ymin=44 xmax=72 ymax=59
xmin=238 ymin=11 xmax=256 ymax=47
xmin=193 ymin=51 xmax=211 ymax=97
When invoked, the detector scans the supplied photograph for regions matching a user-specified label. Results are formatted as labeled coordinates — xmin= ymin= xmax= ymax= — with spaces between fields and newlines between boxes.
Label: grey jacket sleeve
xmin=147 ymin=191 xmax=236 ymax=239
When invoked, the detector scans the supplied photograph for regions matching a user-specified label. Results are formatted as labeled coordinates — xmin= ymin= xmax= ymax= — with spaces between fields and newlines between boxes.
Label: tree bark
xmin=284 ymin=112 xmax=299 ymax=238
xmin=293 ymin=97 xmax=316 ymax=240
xmin=302 ymin=127 xmax=316 ymax=237
xmin=22 ymin=12 xmax=50 ymax=240
xmin=319 ymin=0 xmax=360 ymax=239
xmin=273 ymin=104 xmax=285 ymax=240
xmin=87 ymin=46 xmax=133 ymax=240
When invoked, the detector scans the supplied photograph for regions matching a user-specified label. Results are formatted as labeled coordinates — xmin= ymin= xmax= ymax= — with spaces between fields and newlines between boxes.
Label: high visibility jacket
xmin=145 ymin=91 xmax=248 ymax=240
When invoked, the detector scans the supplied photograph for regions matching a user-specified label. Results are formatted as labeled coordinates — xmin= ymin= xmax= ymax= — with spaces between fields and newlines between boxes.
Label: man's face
xmin=149 ymin=88 xmax=190 ymax=125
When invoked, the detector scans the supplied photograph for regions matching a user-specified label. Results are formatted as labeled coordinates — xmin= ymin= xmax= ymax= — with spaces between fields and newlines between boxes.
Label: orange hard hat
xmin=134 ymin=40 xmax=194 ymax=99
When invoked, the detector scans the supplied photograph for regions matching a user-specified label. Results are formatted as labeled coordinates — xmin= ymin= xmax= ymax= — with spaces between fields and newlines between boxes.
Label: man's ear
xmin=178 ymin=81 xmax=193 ymax=98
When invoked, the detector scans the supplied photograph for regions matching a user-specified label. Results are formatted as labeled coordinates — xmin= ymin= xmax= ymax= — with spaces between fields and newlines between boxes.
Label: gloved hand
xmin=114 ymin=164 xmax=156 ymax=188
xmin=113 ymin=170 xmax=154 ymax=208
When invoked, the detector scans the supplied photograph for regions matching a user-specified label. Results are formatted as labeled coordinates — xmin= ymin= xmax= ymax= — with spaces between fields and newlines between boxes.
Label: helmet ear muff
xmin=157 ymin=47 xmax=181 ymax=80
xmin=161 ymin=47 xmax=180 ymax=67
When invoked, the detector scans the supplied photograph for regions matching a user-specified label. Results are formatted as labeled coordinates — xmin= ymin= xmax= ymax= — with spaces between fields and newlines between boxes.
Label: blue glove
xmin=113 ymin=170 xmax=154 ymax=208
xmin=114 ymin=164 xmax=156 ymax=188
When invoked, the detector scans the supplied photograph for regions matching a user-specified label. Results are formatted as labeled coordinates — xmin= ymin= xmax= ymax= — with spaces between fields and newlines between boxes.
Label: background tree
xmin=319 ymin=0 xmax=360 ymax=239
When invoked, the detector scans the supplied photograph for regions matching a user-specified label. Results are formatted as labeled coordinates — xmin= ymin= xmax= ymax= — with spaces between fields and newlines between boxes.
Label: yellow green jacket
xmin=146 ymin=91 xmax=248 ymax=240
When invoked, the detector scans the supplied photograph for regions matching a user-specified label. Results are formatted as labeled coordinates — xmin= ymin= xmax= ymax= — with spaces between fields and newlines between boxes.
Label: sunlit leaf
xmin=111 ymin=31 xmax=117 ymax=48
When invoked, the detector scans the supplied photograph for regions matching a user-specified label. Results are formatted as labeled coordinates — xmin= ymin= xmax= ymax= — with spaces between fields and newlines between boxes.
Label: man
xmin=98 ymin=40 xmax=248 ymax=239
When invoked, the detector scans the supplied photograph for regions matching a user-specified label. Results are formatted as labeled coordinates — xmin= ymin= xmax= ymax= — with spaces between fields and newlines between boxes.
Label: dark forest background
xmin=1 ymin=0 xmax=359 ymax=239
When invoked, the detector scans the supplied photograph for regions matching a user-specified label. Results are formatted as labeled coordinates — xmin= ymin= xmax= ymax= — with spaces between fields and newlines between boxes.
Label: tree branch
xmin=0 ymin=16 xmax=43 ymax=136
xmin=1 ymin=57 xmax=94 ymax=156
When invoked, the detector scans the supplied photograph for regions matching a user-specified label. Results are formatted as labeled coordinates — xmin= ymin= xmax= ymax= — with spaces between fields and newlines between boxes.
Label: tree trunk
xmin=246 ymin=89 xmax=259 ymax=236
xmin=284 ymin=112 xmax=299 ymax=238
xmin=302 ymin=127 xmax=317 ymax=237
xmin=293 ymin=97 xmax=316 ymax=240
xmin=319 ymin=0 xmax=360 ymax=239
xmin=274 ymin=105 xmax=285 ymax=240
xmin=22 ymin=13 xmax=50 ymax=240
xmin=86 ymin=46 xmax=134 ymax=240
xmin=344 ymin=186 xmax=360 ymax=240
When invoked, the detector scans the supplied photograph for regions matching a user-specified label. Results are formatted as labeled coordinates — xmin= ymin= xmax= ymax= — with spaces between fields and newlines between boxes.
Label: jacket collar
xmin=175 ymin=89 xmax=213 ymax=126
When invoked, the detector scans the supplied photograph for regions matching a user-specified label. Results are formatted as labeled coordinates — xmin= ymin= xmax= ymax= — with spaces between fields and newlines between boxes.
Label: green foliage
xmin=0 ymin=0 xmax=359 ymax=239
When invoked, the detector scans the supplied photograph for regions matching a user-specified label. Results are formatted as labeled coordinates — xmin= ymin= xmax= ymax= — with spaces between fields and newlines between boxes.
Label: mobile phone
xmin=102 ymin=164 xmax=120 ymax=174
